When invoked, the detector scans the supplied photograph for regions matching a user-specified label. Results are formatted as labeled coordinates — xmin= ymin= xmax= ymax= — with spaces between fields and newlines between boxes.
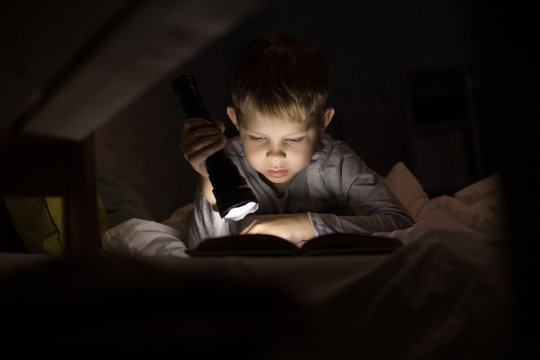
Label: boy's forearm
xmin=240 ymin=213 xmax=316 ymax=244
xmin=199 ymin=175 xmax=217 ymax=209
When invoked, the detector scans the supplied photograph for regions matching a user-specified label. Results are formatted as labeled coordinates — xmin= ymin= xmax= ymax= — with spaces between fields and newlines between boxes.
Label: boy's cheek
xmin=242 ymin=143 xmax=257 ymax=158
xmin=244 ymin=149 xmax=263 ymax=170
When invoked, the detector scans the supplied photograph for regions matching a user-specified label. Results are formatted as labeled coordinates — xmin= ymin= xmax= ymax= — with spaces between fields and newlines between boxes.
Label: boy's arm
xmin=308 ymin=144 xmax=414 ymax=237
xmin=103 ymin=218 xmax=189 ymax=257
xmin=198 ymin=175 xmax=217 ymax=210
xmin=308 ymin=207 xmax=413 ymax=238
xmin=187 ymin=185 xmax=238 ymax=247
xmin=240 ymin=214 xmax=315 ymax=245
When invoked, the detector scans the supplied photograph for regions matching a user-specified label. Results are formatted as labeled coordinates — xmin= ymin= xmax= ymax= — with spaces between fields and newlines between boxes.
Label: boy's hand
xmin=180 ymin=117 xmax=227 ymax=177
xmin=240 ymin=214 xmax=316 ymax=245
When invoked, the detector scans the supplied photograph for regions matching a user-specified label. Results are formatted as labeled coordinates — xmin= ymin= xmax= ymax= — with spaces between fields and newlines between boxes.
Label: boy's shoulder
xmin=316 ymin=134 xmax=376 ymax=186
xmin=316 ymin=133 xmax=360 ymax=163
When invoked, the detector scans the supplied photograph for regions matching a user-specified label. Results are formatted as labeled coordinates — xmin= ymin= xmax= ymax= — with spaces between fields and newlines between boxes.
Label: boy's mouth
xmin=266 ymin=169 xmax=288 ymax=179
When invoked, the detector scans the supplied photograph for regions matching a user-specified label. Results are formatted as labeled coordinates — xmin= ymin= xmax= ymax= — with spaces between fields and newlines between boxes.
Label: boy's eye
xmin=286 ymin=137 xmax=304 ymax=144
xmin=249 ymin=135 xmax=265 ymax=142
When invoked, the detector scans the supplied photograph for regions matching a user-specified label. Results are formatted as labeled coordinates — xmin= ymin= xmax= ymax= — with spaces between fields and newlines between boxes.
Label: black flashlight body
xmin=172 ymin=75 xmax=258 ymax=220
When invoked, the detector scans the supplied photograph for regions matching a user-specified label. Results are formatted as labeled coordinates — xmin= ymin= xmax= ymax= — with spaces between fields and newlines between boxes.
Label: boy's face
xmin=228 ymin=105 xmax=321 ymax=196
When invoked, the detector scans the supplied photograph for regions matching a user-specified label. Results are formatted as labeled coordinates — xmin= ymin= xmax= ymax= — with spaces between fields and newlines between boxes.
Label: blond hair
xmin=231 ymin=34 xmax=328 ymax=124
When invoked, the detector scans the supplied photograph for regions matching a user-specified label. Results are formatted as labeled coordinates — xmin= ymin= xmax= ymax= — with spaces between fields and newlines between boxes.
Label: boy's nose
xmin=266 ymin=147 xmax=286 ymax=159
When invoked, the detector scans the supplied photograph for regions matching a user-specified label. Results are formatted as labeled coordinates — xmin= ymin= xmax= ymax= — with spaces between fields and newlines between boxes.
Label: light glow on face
xmin=238 ymin=106 xmax=319 ymax=196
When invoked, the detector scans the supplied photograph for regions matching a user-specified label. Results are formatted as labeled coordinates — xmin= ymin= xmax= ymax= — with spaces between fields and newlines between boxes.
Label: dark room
xmin=1 ymin=0 xmax=537 ymax=358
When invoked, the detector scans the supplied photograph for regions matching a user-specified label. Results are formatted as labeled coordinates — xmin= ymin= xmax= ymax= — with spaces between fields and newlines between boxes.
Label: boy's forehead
xmin=239 ymin=108 xmax=311 ymax=132
xmin=239 ymin=104 xmax=312 ymax=129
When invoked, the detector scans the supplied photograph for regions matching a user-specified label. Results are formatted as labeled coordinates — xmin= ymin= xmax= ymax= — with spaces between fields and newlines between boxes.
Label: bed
xmin=0 ymin=162 xmax=517 ymax=358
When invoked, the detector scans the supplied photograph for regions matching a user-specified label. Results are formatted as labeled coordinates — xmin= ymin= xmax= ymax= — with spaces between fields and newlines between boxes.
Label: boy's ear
xmin=319 ymin=107 xmax=335 ymax=133
xmin=227 ymin=106 xmax=239 ymax=130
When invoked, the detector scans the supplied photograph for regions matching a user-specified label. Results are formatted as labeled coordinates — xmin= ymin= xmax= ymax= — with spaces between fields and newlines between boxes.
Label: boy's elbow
xmin=396 ymin=212 xmax=415 ymax=229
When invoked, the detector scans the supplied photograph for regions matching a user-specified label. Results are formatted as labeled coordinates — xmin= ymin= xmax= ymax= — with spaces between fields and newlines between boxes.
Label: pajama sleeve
xmin=307 ymin=143 xmax=414 ymax=236
xmin=187 ymin=186 xmax=236 ymax=248
xmin=102 ymin=218 xmax=189 ymax=257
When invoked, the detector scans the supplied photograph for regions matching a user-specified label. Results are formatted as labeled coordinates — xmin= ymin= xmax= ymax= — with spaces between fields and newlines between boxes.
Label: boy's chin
xmin=258 ymin=172 xmax=293 ymax=190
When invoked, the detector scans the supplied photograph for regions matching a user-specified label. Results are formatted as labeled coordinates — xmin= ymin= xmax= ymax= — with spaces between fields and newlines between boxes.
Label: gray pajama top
xmin=187 ymin=134 xmax=414 ymax=249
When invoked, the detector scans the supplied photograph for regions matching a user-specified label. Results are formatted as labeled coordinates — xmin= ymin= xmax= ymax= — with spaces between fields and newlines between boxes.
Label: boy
xmin=181 ymin=34 xmax=413 ymax=249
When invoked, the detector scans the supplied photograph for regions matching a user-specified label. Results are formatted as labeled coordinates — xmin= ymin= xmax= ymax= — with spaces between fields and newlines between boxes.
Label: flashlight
xmin=172 ymin=75 xmax=259 ymax=221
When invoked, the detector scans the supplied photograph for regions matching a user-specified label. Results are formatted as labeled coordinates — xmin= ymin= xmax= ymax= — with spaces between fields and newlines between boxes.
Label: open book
xmin=187 ymin=233 xmax=402 ymax=257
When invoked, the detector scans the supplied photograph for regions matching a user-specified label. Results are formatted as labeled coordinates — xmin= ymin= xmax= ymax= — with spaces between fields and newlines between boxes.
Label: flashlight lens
xmin=224 ymin=201 xmax=259 ymax=221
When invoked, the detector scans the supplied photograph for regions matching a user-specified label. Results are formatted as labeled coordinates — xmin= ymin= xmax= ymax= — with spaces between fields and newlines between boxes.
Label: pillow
xmin=4 ymin=195 xmax=111 ymax=255
xmin=430 ymin=173 xmax=506 ymax=233
xmin=454 ymin=173 xmax=504 ymax=206
xmin=97 ymin=164 xmax=154 ymax=226
xmin=384 ymin=162 xmax=441 ymax=222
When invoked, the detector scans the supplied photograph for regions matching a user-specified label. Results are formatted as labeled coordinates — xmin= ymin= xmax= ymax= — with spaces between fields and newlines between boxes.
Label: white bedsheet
xmin=3 ymin=163 xmax=516 ymax=358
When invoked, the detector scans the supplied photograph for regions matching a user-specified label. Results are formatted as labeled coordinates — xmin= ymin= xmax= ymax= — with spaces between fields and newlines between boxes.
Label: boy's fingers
xmin=182 ymin=118 xmax=212 ymax=134
xmin=183 ymin=118 xmax=225 ymax=135
xmin=240 ymin=223 xmax=252 ymax=235
xmin=213 ymin=120 xmax=226 ymax=133
xmin=240 ymin=219 xmax=259 ymax=234
xmin=182 ymin=134 xmax=226 ymax=157
xmin=180 ymin=117 xmax=228 ymax=177
xmin=186 ymin=138 xmax=227 ymax=174
xmin=184 ymin=126 xmax=223 ymax=142
xmin=183 ymin=134 xmax=226 ymax=160
xmin=184 ymin=117 xmax=210 ymax=126
xmin=180 ymin=125 xmax=224 ymax=154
